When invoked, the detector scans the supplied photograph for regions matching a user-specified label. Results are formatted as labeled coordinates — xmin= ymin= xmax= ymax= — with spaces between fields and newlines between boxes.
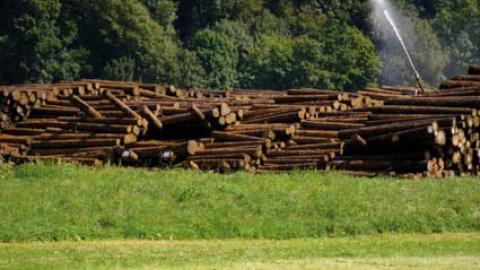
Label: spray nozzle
xmin=415 ymin=73 xmax=426 ymax=95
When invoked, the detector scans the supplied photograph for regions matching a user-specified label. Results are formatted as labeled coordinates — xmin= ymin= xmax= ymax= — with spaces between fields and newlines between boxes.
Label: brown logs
xmin=1 ymin=65 xmax=480 ymax=177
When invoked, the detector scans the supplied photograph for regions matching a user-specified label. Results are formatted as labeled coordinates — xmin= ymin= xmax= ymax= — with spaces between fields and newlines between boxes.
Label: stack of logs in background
xmin=1 ymin=64 xmax=480 ymax=177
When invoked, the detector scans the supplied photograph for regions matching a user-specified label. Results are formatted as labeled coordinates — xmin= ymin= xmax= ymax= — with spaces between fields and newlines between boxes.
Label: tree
xmin=140 ymin=0 xmax=178 ymax=32
xmin=290 ymin=36 xmax=335 ymax=89
xmin=175 ymin=49 xmax=206 ymax=88
xmin=4 ymin=0 xmax=469 ymax=91
xmin=266 ymin=0 xmax=372 ymax=32
xmin=323 ymin=23 xmax=380 ymax=91
xmin=83 ymin=0 xmax=180 ymax=83
xmin=291 ymin=23 xmax=380 ymax=91
xmin=103 ymin=56 xmax=136 ymax=81
xmin=431 ymin=0 xmax=480 ymax=77
xmin=0 ymin=0 xmax=88 ymax=84
xmin=175 ymin=0 xmax=240 ymax=42
xmin=191 ymin=29 xmax=238 ymax=89
xmin=212 ymin=20 xmax=255 ymax=88
xmin=243 ymin=33 xmax=294 ymax=89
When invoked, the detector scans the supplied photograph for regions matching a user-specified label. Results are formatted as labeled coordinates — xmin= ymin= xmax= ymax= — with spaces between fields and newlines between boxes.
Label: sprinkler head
xmin=415 ymin=73 xmax=426 ymax=95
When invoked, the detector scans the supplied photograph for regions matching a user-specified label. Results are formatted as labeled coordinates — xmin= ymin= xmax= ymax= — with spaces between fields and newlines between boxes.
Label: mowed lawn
xmin=1 ymin=234 xmax=480 ymax=270
xmin=1 ymin=163 xmax=480 ymax=269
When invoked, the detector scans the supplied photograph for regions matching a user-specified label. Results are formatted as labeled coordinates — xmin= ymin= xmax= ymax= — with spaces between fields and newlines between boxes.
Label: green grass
xmin=0 ymin=163 xmax=480 ymax=242
xmin=1 ymin=234 xmax=480 ymax=270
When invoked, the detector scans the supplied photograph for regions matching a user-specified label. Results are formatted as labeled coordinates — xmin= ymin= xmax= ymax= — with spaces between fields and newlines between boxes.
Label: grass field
xmin=1 ymin=233 xmax=480 ymax=270
xmin=1 ymin=163 xmax=480 ymax=242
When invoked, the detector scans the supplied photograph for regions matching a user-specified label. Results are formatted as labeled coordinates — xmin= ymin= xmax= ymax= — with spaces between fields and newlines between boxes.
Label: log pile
xmin=1 ymin=65 xmax=480 ymax=177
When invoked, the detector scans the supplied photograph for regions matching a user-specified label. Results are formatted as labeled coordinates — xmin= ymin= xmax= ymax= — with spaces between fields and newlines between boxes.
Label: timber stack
xmin=1 ymin=65 xmax=480 ymax=177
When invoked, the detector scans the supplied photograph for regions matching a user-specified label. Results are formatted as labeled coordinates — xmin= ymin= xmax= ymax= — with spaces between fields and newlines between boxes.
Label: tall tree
xmin=191 ymin=29 xmax=238 ymax=89
xmin=431 ymin=0 xmax=480 ymax=76
xmin=80 ymin=0 xmax=179 ymax=83
xmin=175 ymin=0 xmax=240 ymax=42
xmin=0 ymin=0 xmax=87 ymax=84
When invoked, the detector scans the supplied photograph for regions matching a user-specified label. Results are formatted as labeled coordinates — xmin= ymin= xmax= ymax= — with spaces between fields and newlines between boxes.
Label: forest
xmin=0 ymin=0 xmax=479 ymax=91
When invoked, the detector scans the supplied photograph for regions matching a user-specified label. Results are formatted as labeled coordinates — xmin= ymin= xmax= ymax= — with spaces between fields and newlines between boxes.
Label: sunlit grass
xmin=0 ymin=163 xmax=479 ymax=242
xmin=1 ymin=233 xmax=480 ymax=270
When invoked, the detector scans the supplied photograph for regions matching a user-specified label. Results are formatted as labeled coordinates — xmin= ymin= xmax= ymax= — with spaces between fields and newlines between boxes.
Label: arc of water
xmin=383 ymin=10 xmax=420 ymax=78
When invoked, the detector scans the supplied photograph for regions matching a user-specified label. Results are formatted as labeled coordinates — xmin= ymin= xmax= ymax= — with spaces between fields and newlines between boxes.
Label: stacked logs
xmin=1 ymin=65 xmax=480 ymax=177
xmin=328 ymin=64 xmax=480 ymax=177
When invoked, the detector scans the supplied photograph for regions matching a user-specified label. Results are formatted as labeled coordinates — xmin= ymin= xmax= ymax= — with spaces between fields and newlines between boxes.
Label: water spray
xmin=373 ymin=0 xmax=426 ymax=94
xmin=383 ymin=10 xmax=425 ymax=94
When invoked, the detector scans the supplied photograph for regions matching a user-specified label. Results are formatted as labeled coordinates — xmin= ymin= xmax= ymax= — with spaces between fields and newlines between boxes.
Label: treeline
xmin=0 ymin=0 xmax=478 ymax=90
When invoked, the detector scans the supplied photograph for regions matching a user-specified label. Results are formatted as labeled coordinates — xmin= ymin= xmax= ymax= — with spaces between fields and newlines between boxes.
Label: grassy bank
xmin=1 ymin=234 xmax=480 ymax=270
xmin=0 ymin=164 xmax=480 ymax=242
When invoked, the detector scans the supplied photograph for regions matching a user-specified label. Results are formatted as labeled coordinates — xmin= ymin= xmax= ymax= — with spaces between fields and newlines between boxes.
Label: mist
xmin=370 ymin=0 xmax=448 ymax=87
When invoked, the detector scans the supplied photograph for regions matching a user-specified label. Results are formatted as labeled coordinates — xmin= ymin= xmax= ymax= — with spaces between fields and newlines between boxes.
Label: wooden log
xmin=2 ymin=128 xmax=45 ymax=135
xmin=171 ymin=140 xmax=200 ymax=156
xmin=384 ymin=96 xmax=480 ymax=107
xmin=205 ymin=140 xmax=266 ymax=149
xmin=191 ymin=104 xmax=212 ymax=130
xmin=286 ymin=142 xmax=344 ymax=151
xmin=273 ymin=95 xmax=339 ymax=103
xmin=71 ymin=95 xmax=103 ymax=119
xmin=450 ymin=75 xmax=480 ymax=82
xmin=159 ymin=112 xmax=196 ymax=126
xmin=294 ymin=130 xmax=339 ymax=139
xmin=468 ymin=65 xmax=480 ymax=75
xmin=11 ymin=156 xmax=103 ymax=166
xmin=57 ymin=116 xmax=144 ymax=126
xmin=142 ymin=106 xmax=163 ymax=130
xmin=358 ymin=105 xmax=473 ymax=114
xmin=195 ymin=146 xmax=263 ymax=159
xmin=264 ymin=158 xmax=327 ymax=166
xmin=243 ymin=110 xmax=305 ymax=124
xmin=440 ymin=80 xmax=480 ymax=89
xmin=30 ymin=138 xmax=120 ymax=149
xmin=301 ymin=121 xmax=364 ymax=130
xmin=75 ymin=123 xmax=134 ymax=134
xmin=34 ymin=133 xmax=137 ymax=144
xmin=105 ymin=91 xmax=142 ymax=119
xmin=287 ymin=88 xmax=344 ymax=96
xmin=426 ymin=87 xmax=480 ymax=97
xmin=188 ymin=154 xmax=251 ymax=163
xmin=339 ymin=118 xmax=455 ymax=140
xmin=266 ymin=155 xmax=330 ymax=162
xmin=211 ymin=131 xmax=263 ymax=142
xmin=258 ymin=163 xmax=320 ymax=171
xmin=266 ymin=149 xmax=339 ymax=157
xmin=30 ymin=106 xmax=79 ymax=116
xmin=290 ymin=135 xmax=336 ymax=144
xmin=0 ymin=135 xmax=32 ymax=145
xmin=225 ymin=129 xmax=276 ymax=140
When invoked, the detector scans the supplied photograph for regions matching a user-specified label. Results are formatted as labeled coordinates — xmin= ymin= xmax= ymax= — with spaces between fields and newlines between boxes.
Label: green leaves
xmin=4 ymin=0 xmax=476 ymax=91
xmin=0 ymin=0 xmax=86 ymax=83
xmin=431 ymin=0 xmax=480 ymax=76
xmin=191 ymin=29 xmax=238 ymax=89
xmin=89 ymin=0 xmax=179 ymax=83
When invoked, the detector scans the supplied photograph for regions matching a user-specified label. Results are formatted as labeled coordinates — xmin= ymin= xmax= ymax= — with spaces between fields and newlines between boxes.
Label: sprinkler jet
xmin=373 ymin=0 xmax=426 ymax=94
xmin=382 ymin=9 xmax=426 ymax=95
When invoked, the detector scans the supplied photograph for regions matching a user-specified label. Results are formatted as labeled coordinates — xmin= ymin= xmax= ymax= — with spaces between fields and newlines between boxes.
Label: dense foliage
xmin=0 ymin=0 xmax=478 ymax=90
